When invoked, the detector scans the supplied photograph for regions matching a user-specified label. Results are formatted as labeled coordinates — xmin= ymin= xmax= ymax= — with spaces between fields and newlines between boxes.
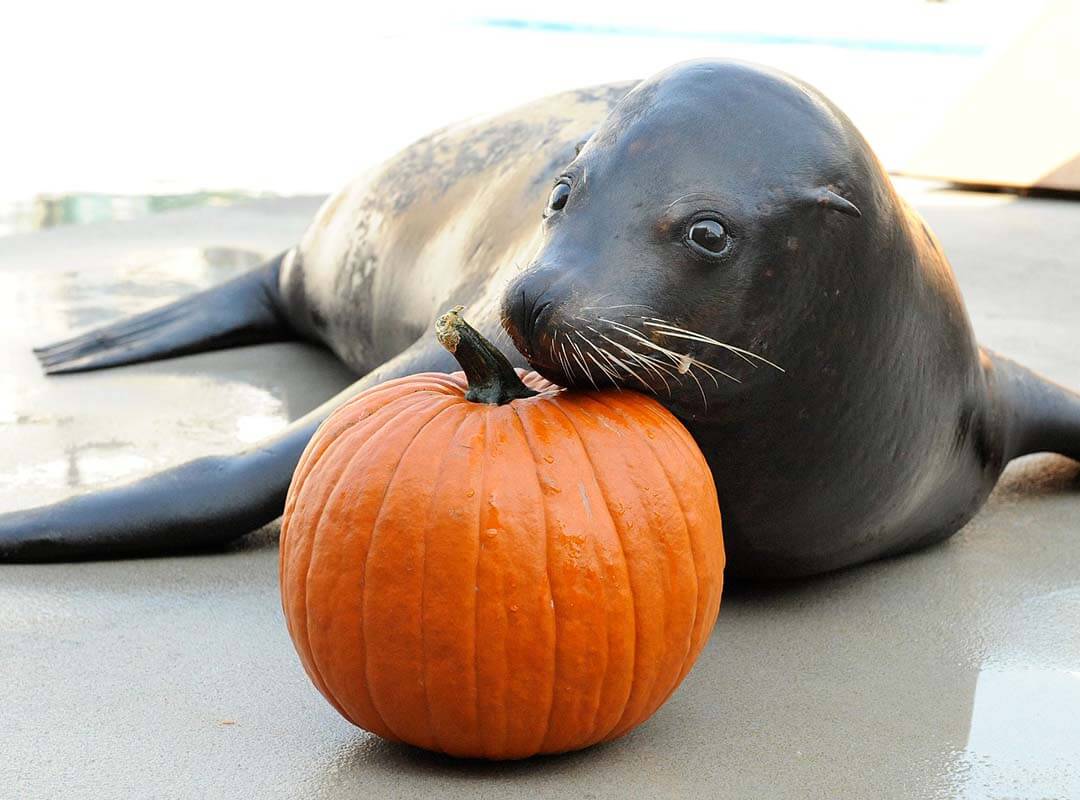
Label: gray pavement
xmin=2 ymin=184 xmax=1079 ymax=799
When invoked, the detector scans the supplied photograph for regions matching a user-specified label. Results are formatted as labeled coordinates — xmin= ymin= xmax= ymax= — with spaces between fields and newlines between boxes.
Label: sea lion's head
xmin=502 ymin=59 xmax=876 ymax=421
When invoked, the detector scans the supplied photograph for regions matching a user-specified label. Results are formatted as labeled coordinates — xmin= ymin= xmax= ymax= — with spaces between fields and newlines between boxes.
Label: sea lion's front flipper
xmin=34 ymin=252 xmax=293 ymax=374
xmin=0 ymin=343 xmax=449 ymax=562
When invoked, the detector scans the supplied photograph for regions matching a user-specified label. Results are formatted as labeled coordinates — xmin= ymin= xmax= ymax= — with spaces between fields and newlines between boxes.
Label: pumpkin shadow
xmin=327 ymin=729 xmax=624 ymax=777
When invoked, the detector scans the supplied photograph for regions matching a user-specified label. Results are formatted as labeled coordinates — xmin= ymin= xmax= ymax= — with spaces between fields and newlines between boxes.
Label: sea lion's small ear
xmin=574 ymin=133 xmax=595 ymax=156
xmin=813 ymin=187 xmax=862 ymax=219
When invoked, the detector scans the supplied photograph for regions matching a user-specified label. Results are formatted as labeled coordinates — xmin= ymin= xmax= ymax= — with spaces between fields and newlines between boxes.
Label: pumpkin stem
xmin=436 ymin=306 xmax=539 ymax=405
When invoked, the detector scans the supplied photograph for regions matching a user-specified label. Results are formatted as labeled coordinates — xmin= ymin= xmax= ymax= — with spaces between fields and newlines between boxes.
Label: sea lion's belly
xmin=280 ymin=83 xmax=636 ymax=373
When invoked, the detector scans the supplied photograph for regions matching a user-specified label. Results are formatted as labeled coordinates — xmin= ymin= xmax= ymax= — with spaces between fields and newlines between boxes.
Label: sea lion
xmin=3 ymin=59 xmax=1079 ymax=577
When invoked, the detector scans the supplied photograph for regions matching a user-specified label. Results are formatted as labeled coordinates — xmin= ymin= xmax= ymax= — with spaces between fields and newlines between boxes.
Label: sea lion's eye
xmin=546 ymin=181 xmax=571 ymax=215
xmin=686 ymin=218 xmax=728 ymax=256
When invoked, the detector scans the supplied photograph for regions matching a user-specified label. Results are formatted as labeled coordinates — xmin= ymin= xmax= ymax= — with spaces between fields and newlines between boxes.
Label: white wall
xmin=0 ymin=0 xmax=1051 ymax=200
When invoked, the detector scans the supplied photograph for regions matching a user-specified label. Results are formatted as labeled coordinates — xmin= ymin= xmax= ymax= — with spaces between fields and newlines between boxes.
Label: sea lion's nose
xmin=501 ymin=264 xmax=565 ymax=358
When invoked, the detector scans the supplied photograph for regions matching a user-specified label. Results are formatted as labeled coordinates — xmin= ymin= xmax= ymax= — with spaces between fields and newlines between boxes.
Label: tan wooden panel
xmin=902 ymin=0 xmax=1080 ymax=191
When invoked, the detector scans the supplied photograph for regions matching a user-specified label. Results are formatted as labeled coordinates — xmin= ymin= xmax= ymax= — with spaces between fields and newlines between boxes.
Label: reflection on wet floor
xmin=0 ymin=192 xmax=273 ymax=238
xmin=959 ymin=666 xmax=1080 ymax=797
xmin=47 ymin=247 xmax=264 ymax=330
xmin=0 ymin=246 xmax=354 ymax=509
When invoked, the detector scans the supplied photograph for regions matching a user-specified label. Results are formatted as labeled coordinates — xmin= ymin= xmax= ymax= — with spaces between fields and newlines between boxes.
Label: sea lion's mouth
xmin=503 ymin=304 xmax=786 ymax=412
xmin=505 ymin=308 xmax=703 ymax=396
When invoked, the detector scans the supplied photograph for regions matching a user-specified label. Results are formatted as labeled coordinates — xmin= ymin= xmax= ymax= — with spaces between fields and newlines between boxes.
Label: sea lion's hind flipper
xmin=984 ymin=349 xmax=1080 ymax=462
xmin=34 ymin=252 xmax=294 ymax=374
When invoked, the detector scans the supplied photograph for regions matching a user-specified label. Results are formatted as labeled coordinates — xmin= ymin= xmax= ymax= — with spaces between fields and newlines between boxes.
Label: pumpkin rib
xmin=414 ymin=409 xmax=487 ymax=755
xmin=285 ymin=381 xmax=440 ymax=561
xmin=590 ymin=395 xmax=715 ymax=704
xmin=618 ymin=399 xmax=721 ymax=685
xmin=504 ymin=403 xmax=558 ymax=756
xmin=491 ymin=410 xmax=513 ymax=758
xmin=545 ymin=398 xmax=636 ymax=745
xmin=304 ymin=393 xmax=457 ymax=737
xmin=634 ymin=435 xmax=701 ymax=714
xmin=287 ymin=401 xmax=428 ymax=723
xmin=295 ymin=378 xmax=449 ymax=491
xmin=560 ymin=396 xmax=680 ymax=741
xmin=508 ymin=400 xmax=562 ymax=755
xmin=625 ymin=411 xmax=700 ymax=715
xmin=495 ymin=406 xmax=559 ymax=757
xmin=360 ymin=396 xmax=465 ymax=745
xmin=519 ymin=396 xmax=616 ymax=754
xmin=417 ymin=404 xmax=472 ymax=756
xmin=527 ymin=399 xmax=613 ymax=755
xmin=298 ymin=398 xmax=438 ymax=734
xmin=472 ymin=408 xmax=491 ymax=756
xmin=281 ymin=382 xmax=424 ymax=600
xmin=650 ymin=419 xmax=722 ymax=687
xmin=579 ymin=395 xmax=700 ymax=738
xmin=296 ymin=393 xmax=446 ymax=730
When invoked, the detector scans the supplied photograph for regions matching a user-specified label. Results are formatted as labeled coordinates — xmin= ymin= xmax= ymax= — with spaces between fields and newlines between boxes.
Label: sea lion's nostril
xmin=531 ymin=299 xmax=554 ymax=338
xmin=510 ymin=277 xmax=558 ymax=346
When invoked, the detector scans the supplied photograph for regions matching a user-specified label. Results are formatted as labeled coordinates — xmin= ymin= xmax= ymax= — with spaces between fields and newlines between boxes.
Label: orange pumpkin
xmin=280 ymin=308 xmax=724 ymax=759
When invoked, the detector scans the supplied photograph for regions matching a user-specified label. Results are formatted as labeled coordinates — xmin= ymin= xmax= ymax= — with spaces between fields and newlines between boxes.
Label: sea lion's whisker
xmin=571 ymin=349 xmax=598 ymax=390
xmin=628 ymin=353 xmax=673 ymax=394
xmin=640 ymin=320 xmax=785 ymax=372
xmin=595 ymin=318 xmax=686 ymax=388
xmin=634 ymin=351 xmax=680 ymax=380
xmin=574 ymin=331 xmax=626 ymax=389
xmin=687 ymin=357 xmax=739 ymax=386
xmin=585 ymin=352 xmax=621 ymax=389
xmin=614 ymin=317 xmax=739 ymax=383
xmin=604 ymin=317 xmax=750 ymax=395
xmin=685 ymin=362 xmax=709 ymax=410
xmin=564 ymin=328 xmax=598 ymax=389
xmin=566 ymin=333 xmax=588 ymax=368
xmin=577 ymin=331 xmax=655 ymax=393
xmin=649 ymin=325 xmax=758 ymax=369
xmin=631 ymin=351 xmax=680 ymax=394
xmin=599 ymin=318 xmax=699 ymax=370
xmin=591 ymin=329 xmax=674 ymax=393
xmin=579 ymin=304 xmax=659 ymax=313
xmin=558 ymin=342 xmax=573 ymax=378
xmin=596 ymin=344 xmax=655 ymax=394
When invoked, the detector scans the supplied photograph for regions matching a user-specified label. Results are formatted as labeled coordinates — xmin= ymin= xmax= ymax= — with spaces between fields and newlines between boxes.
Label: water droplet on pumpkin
xmin=544 ymin=455 xmax=554 ymax=464
xmin=541 ymin=477 xmax=561 ymax=495
xmin=485 ymin=528 xmax=499 ymax=539
xmin=465 ymin=489 xmax=475 ymax=498
xmin=509 ymin=604 xmax=519 ymax=612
